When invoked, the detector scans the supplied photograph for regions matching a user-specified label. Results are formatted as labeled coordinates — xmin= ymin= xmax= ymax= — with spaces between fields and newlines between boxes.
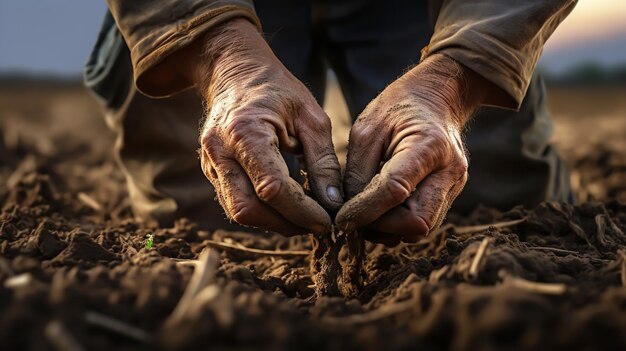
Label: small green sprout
xmin=145 ymin=234 xmax=154 ymax=250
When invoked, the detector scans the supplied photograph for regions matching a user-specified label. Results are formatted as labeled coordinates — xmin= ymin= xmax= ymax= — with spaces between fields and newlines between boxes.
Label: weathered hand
xmin=189 ymin=19 xmax=343 ymax=235
xmin=336 ymin=54 xmax=487 ymax=245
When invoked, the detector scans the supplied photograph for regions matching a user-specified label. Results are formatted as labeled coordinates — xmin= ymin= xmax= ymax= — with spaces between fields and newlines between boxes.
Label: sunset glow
xmin=545 ymin=0 xmax=626 ymax=51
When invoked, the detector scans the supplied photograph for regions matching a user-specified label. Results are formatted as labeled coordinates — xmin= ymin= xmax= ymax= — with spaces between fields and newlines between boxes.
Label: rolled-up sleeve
xmin=423 ymin=0 xmax=577 ymax=109
xmin=106 ymin=0 xmax=261 ymax=97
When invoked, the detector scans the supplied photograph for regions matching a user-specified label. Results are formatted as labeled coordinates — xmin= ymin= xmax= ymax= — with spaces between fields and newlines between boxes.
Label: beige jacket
xmin=106 ymin=0 xmax=577 ymax=109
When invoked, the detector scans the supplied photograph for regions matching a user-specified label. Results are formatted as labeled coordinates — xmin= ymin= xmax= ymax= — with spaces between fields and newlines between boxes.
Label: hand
xmin=187 ymin=19 xmax=343 ymax=235
xmin=336 ymin=54 xmax=490 ymax=245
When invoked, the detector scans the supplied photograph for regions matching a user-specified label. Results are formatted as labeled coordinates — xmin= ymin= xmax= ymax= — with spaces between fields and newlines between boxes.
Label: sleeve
xmin=422 ymin=0 xmax=577 ymax=109
xmin=106 ymin=0 xmax=262 ymax=98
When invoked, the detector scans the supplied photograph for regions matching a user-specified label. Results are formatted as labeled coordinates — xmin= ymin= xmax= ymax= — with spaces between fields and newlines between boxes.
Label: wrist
xmin=401 ymin=54 xmax=478 ymax=129
xmin=174 ymin=18 xmax=265 ymax=97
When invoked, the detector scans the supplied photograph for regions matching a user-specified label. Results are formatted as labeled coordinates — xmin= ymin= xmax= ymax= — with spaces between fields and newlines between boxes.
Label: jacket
xmin=106 ymin=0 xmax=577 ymax=109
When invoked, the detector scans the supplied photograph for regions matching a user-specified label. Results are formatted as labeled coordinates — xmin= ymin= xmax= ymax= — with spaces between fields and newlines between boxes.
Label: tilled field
xmin=1 ymin=83 xmax=625 ymax=350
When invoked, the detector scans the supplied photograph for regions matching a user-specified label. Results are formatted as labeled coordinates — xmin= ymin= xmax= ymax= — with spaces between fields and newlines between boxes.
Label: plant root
xmin=457 ymin=218 xmax=526 ymax=234
xmin=310 ymin=231 xmax=342 ymax=297
xmin=340 ymin=230 xmax=366 ymax=298
xmin=310 ymin=228 xmax=366 ymax=299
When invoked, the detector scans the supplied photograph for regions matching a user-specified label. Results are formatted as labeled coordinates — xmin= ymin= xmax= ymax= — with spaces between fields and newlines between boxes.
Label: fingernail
xmin=327 ymin=186 xmax=342 ymax=203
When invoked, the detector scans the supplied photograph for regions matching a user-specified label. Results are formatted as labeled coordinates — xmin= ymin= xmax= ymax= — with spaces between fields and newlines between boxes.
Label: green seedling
xmin=145 ymin=234 xmax=154 ymax=250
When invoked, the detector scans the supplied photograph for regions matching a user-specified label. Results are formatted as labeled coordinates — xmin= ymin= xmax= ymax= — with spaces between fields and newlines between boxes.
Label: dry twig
xmin=172 ymin=259 xmax=200 ymax=267
xmin=469 ymin=237 xmax=492 ymax=280
xmin=167 ymin=248 xmax=219 ymax=324
xmin=454 ymin=218 xmax=526 ymax=235
xmin=414 ymin=219 xmax=526 ymax=245
xmin=45 ymin=320 xmax=84 ymax=351
xmin=84 ymin=311 xmax=148 ymax=342
xmin=77 ymin=192 xmax=103 ymax=211
xmin=165 ymin=248 xmax=234 ymax=328
xmin=4 ymin=272 xmax=32 ymax=289
xmin=204 ymin=239 xmax=308 ymax=257
xmin=499 ymin=271 xmax=567 ymax=295
xmin=527 ymin=246 xmax=578 ymax=255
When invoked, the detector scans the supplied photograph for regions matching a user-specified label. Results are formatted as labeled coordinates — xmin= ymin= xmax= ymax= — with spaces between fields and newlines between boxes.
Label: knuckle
xmin=255 ymin=176 xmax=284 ymax=203
xmin=305 ymin=111 xmax=332 ymax=132
xmin=200 ymin=129 xmax=220 ymax=152
xmin=199 ymin=135 xmax=224 ymax=174
xmin=449 ymin=158 xmax=469 ymax=182
xmin=349 ymin=121 xmax=374 ymax=145
xmin=201 ymin=160 xmax=218 ymax=182
xmin=419 ymin=127 xmax=459 ymax=167
xmin=316 ymin=114 xmax=333 ymax=133
xmin=452 ymin=159 xmax=468 ymax=176
xmin=230 ymin=202 xmax=257 ymax=225
xmin=345 ymin=169 xmax=366 ymax=185
xmin=423 ymin=129 xmax=449 ymax=152
xmin=343 ymin=169 xmax=367 ymax=198
xmin=386 ymin=175 xmax=413 ymax=203
xmin=226 ymin=114 xmax=258 ymax=146
xmin=314 ymin=151 xmax=341 ymax=175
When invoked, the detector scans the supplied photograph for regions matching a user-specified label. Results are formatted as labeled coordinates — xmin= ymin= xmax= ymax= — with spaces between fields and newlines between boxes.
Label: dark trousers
xmin=85 ymin=0 xmax=572 ymax=229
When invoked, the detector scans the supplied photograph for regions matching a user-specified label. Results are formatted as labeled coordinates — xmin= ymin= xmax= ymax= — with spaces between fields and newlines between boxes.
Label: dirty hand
xmin=336 ymin=53 xmax=490 ymax=245
xmin=186 ymin=19 xmax=342 ymax=235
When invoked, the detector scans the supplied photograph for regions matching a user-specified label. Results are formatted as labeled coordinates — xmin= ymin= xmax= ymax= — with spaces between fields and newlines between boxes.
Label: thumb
xmin=298 ymin=107 xmax=344 ymax=215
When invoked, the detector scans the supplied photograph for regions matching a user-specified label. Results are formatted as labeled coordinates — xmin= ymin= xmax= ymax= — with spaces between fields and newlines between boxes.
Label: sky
xmin=0 ymin=0 xmax=624 ymax=76
xmin=539 ymin=0 xmax=626 ymax=73
xmin=0 ymin=1 xmax=107 ymax=76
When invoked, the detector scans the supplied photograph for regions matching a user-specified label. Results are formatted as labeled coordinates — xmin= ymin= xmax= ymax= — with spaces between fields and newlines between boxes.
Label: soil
xmin=1 ymin=82 xmax=626 ymax=350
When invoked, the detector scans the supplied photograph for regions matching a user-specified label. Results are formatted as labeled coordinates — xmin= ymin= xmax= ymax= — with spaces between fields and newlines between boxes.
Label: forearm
xmin=401 ymin=53 xmax=504 ymax=129
xmin=174 ymin=19 xmax=263 ymax=98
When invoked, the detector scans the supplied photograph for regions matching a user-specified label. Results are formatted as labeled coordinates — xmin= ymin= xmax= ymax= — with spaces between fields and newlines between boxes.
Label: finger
xmin=228 ymin=118 xmax=332 ymax=234
xmin=336 ymin=135 xmax=436 ymax=231
xmin=343 ymin=121 xmax=386 ymax=199
xmin=210 ymin=153 xmax=311 ymax=236
xmin=298 ymin=107 xmax=344 ymax=214
xmin=411 ymin=168 xmax=467 ymax=233
xmin=366 ymin=169 xmax=467 ymax=240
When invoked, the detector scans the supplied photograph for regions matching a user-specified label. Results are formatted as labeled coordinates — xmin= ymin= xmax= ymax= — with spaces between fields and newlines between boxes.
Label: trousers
xmin=85 ymin=0 xmax=573 ymax=230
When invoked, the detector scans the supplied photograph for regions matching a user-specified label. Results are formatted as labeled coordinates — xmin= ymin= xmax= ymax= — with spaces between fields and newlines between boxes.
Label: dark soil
xmin=1 ymin=83 xmax=626 ymax=350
